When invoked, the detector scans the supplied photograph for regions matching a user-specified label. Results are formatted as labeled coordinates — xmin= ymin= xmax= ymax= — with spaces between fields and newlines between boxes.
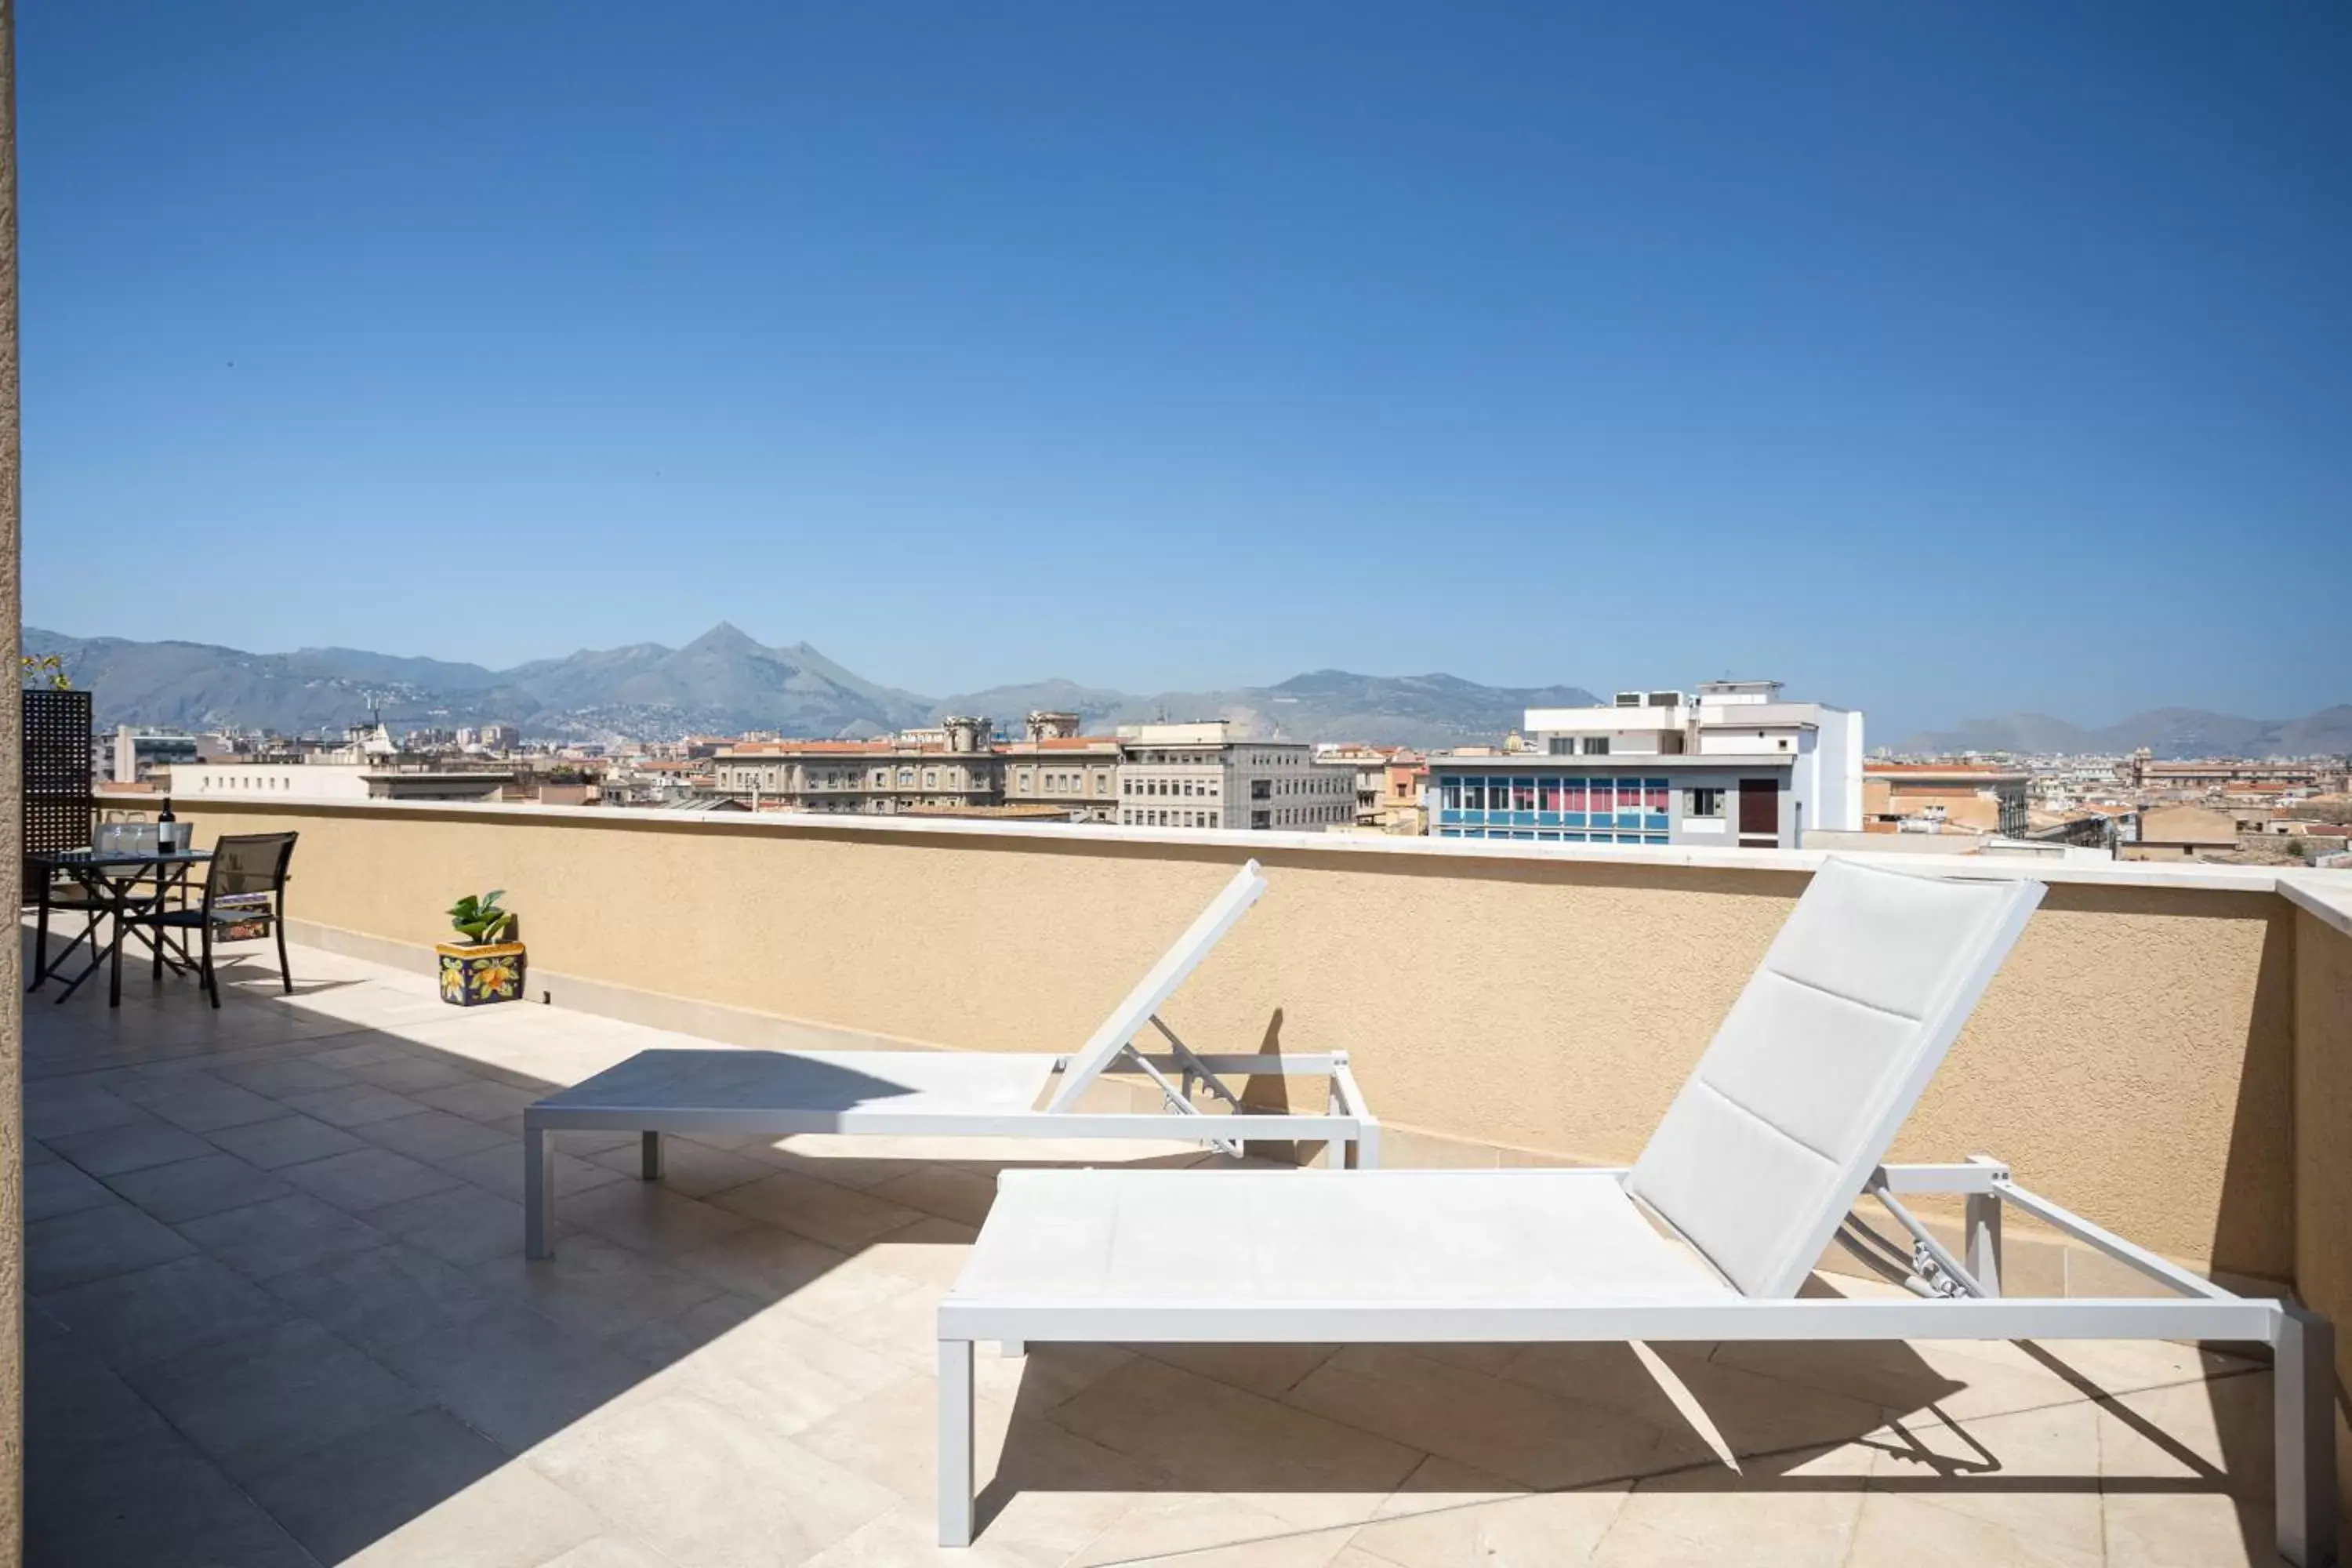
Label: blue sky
xmin=21 ymin=3 xmax=2350 ymax=738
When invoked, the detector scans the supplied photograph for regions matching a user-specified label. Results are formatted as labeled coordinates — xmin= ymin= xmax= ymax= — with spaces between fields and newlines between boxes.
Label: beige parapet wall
xmin=128 ymin=795 xmax=2339 ymax=1269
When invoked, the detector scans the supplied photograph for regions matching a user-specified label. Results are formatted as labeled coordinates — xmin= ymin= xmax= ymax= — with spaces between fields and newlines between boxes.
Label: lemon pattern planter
xmin=437 ymin=941 xmax=527 ymax=1006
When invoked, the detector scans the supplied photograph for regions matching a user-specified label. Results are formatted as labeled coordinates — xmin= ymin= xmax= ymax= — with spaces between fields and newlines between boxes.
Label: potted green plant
xmin=437 ymin=890 xmax=526 ymax=1006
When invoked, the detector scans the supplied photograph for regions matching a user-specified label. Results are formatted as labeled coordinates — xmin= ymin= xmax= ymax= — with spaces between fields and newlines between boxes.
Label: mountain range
xmin=25 ymin=623 xmax=2350 ymax=757
xmin=1892 ymin=707 xmax=2352 ymax=760
xmin=21 ymin=624 xmax=1601 ymax=750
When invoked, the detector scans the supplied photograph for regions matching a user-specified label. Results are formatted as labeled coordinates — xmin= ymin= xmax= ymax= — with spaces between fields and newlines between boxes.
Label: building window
xmin=1581 ymin=737 xmax=1610 ymax=756
xmin=1688 ymin=787 xmax=1725 ymax=818
xmin=1548 ymin=738 xmax=1573 ymax=756
xmin=923 ymin=770 xmax=938 ymax=787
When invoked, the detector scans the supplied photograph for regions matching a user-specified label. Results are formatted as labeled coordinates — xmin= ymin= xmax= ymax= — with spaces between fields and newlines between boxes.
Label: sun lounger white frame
xmin=935 ymin=861 xmax=2339 ymax=1566
xmin=522 ymin=860 xmax=1378 ymax=1258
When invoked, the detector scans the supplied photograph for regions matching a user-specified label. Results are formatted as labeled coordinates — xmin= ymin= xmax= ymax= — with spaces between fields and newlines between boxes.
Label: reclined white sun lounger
xmin=937 ymin=858 xmax=2339 ymax=1566
xmin=523 ymin=860 xmax=1376 ymax=1258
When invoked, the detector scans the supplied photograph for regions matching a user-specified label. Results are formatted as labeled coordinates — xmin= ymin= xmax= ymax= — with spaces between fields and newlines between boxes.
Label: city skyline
xmin=22 ymin=4 xmax=2352 ymax=732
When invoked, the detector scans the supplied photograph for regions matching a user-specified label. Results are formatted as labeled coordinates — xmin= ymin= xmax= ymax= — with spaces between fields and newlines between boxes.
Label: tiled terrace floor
xmin=21 ymin=933 xmax=2298 ymax=1566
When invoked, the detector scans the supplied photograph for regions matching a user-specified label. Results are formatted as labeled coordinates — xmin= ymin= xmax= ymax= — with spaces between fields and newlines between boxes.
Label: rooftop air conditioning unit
xmin=1615 ymin=692 xmax=1645 ymax=707
xmin=1647 ymin=691 xmax=1686 ymax=708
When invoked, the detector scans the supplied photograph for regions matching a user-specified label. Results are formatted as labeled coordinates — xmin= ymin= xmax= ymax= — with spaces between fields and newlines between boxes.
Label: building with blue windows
xmin=1427 ymin=680 xmax=1863 ymax=851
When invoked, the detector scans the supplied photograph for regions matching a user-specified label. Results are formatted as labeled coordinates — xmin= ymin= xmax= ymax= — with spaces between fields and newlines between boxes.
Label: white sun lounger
xmin=937 ymin=858 xmax=2339 ymax=1565
xmin=523 ymin=860 xmax=1376 ymax=1258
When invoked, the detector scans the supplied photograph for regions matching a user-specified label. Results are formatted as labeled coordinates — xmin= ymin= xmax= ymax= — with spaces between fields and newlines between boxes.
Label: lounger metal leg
xmin=1352 ymin=1123 xmax=1381 ymax=1171
xmin=524 ymin=1126 xmax=555 ymax=1261
xmin=1965 ymin=1190 xmax=2002 ymax=1298
xmin=641 ymin=1131 xmax=665 ymax=1181
xmin=938 ymin=1339 xmax=975 ymax=1547
xmin=2274 ymin=1304 xmax=2338 ymax=1568
xmin=1000 ymin=1340 xmax=1025 ymax=1359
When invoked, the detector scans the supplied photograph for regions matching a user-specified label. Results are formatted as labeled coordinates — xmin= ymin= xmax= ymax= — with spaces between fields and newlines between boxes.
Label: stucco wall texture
xmin=2296 ymin=909 xmax=2352 ymax=1514
xmin=161 ymin=800 xmax=2309 ymax=1283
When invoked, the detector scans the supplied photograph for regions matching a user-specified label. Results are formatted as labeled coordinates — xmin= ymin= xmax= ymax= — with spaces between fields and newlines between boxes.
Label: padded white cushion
xmin=1624 ymin=858 xmax=2042 ymax=1299
xmin=956 ymin=1168 xmax=1733 ymax=1305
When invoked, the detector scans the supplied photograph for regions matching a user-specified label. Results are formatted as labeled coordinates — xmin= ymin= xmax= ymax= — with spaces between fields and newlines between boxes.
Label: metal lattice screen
xmin=23 ymin=688 xmax=95 ymax=894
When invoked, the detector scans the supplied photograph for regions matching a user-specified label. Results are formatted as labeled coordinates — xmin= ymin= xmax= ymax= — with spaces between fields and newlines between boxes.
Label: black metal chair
xmin=28 ymin=873 xmax=110 ymax=994
xmin=148 ymin=832 xmax=298 ymax=1007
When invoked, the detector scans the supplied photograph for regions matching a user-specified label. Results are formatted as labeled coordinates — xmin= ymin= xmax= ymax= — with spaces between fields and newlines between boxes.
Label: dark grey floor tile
xmin=260 ymin=1243 xmax=503 ymax=1352
xmin=205 ymin=1113 xmax=368 ymax=1171
xmin=135 ymin=1074 xmax=289 ymax=1134
xmin=209 ymin=1055 xmax=358 ymax=1098
xmin=29 ymin=1200 xmax=197 ymax=1294
xmin=106 ymin=1152 xmax=296 ymax=1224
xmin=24 ymin=1158 xmax=118 ymax=1222
xmin=30 ymin=1414 xmax=318 ymax=1568
xmin=176 ymin=1193 xmax=389 ymax=1280
xmin=49 ymin=1114 xmax=220 ymax=1177
xmin=363 ymin=1183 xmax=543 ymax=1268
xmin=278 ymin=1145 xmax=463 ymax=1212
xmin=24 ymin=1080 xmax=150 ymax=1141
xmin=358 ymin=1108 xmax=513 ymax=1163
xmin=125 ymin=1318 xmax=431 ymax=1483
xmin=242 ymin=1406 xmax=507 ymax=1563
xmin=38 ymin=1254 xmax=292 ymax=1372
xmin=278 ymin=1083 xmax=429 ymax=1128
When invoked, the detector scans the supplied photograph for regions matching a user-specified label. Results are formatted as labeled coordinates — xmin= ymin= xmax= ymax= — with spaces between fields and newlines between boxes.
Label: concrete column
xmin=0 ymin=2 xmax=24 ymax=1559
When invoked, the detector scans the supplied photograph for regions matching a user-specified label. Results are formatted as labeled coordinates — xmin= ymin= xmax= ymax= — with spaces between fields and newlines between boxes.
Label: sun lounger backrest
xmin=1045 ymin=860 xmax=1269 ymax=1112
xmin=1624 ymin=858 xmax=2044 ymax=1299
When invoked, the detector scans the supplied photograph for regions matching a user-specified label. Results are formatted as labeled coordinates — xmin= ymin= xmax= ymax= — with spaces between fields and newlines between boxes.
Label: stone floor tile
xmin=1130 ymin=1343 xmax=1341 ymax=1401
xmin=24 ymin=1156 xmax=118 ymax=1221
xmin=708 ymin=1167 xmax=929 ymax=1250
xmin=1349 ymin=1455 xmax=1630 ymax=1568
xmin=177 ymin=1191 xmax=391 ymax=1279
xmin=104 ymin=1150 xmax=296 ymax=1223
xmin=342 ymin=1457 xmax=609 ymax=1568
xmin=204 ymin=1111 xmax=370 ymax=1169
xmin=528 ymin=1391 xmax=904 ymax=1568
xmin=413 ymin=1077 xmax=544 ymax=1123
xmin=539 ymin=1537 xmax=684 ymax=1568
xmin=672 ymin=1218 xmax=854 ymax=1301
xmin=260 ymin=1241 xmax=506 ymax=1352
xmin=843 ymin=1214 xmax=982 ymax=1287
xmin=649 ymin=1297 xmax=920 ymax=1437
xmin=1061 ymin=1494 xmax=1334 ymax=1568
xmin=125 ymin=1317 xmax=432 ymax=1483
xmin=795 ymin=1508 xmax=1038 ymax=1568
xmin=24 ymin=1079 xmax=151 ymax=1139
xmin=344 ymin=1051 xmax=488 ymax=1093
xmin=359 ymin=1105 xmax=517 ymax=1163
xmin=470 ymin=1229 xmax=727 ymax=1340
xmin=604 ymin=1290 xmax=765 ymax=1370
xmin=2102 ymin=1490 xmax=2278 ymax=1567
xmin=861 ymin=1163 xmax=1004 ymax=1227
xmin=373 ymin=1304 xmax=652 ymax=1454
xmin=365 ymin=1180 xmax=547 ymax=1267
xmin=1845 ymin=1490 xmax=2101 ymax=1567
xmin=443 ymin=1140 xmax=630 ymax=1204
xmin=280 ymin=1080 xmax=433 ymax=1127
xmin=49 ymin=1112 xmax=220 ymax=1175
xmin=557 ymin=1176 xmax=763 ymax=1258
xmin=1585 ymin=1442 xmax=1873 ymax=1567
xmin=242 ymin=1405 xmax=512 ymax=1564
xmin=1050 ymin=1357 xmax=1424 ymax=1528
xmin=39 ymin=1253 xmax=290 ymax=1371
xmin=1867 ymin=1398 xmax=2105 ymax=1559
xmin=124 ymin=1071 xmax=290 ymax=1134
xmin=2093 ymin=1368 xmax=2274 ymax=1494
xmin=28 ymin=1198 xmax=198 ymax=1292
xmin=28 ymin=1415 xmax=319 ymax=1568
xmin=801 ymin=1373 xmax=1166 ymax=1566
xmin=586 ymin=1134 xmax=775 ymax=1199
xmin=1504 ymin=1340 xmax=1892 ymax=1463
xmin=280 ymin=1143 xmax=466 ymax=1211
xmin=1285 ymin=1345 xmax=1688 ymax=1493
xmin=210 ymin=1054 xmax=361 ymax=1097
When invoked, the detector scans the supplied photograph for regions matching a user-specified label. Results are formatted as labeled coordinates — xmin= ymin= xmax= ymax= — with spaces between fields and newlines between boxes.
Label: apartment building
xmin=169 ymin=761 xmax=513 ymax=803
xmin=711 ymin=712 xmax=1122 ymax=820
xmin=997 ymin=711 xmax=1122 ymax=824
xmin=1116 ymin=720 xmax=1355 ymax=831
xmin=1864 ymin=762 xmax=2031 ymax=837
xmin=1428 ymin=680 xmax=1863 ymax=848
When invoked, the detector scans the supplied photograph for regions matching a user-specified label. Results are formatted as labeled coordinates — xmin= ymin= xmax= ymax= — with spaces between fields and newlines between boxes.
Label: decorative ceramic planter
xmin=437 ymin=941 xmax=527 ymax=1006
